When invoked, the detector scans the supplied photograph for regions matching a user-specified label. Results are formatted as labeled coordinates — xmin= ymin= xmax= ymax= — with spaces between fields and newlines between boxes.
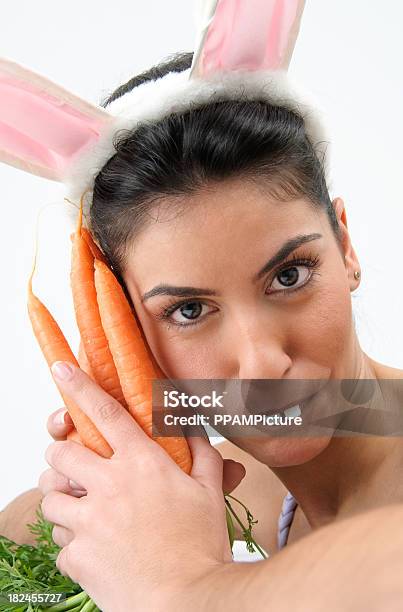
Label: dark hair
xmin=91 ymin=51 xmax=340 ymax=281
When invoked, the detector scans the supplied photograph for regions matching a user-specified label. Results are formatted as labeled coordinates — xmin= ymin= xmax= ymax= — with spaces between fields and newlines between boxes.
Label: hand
xmin=39 ymin=363 xmax=244 ymax=611
xmin=44 ymin=396 xmax=245 ymax=499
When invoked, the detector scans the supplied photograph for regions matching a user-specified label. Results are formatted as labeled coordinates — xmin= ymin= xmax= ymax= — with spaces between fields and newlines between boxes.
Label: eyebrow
xmin=141 ymin=232 xmax=323 ymax=303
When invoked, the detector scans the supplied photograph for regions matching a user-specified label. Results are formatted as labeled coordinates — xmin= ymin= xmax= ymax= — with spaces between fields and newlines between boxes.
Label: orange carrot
xmin=70 ymin=205 xmax=127 ymax=407
xmin=70 ymin=227 xmax=108 ymax=264
xmin=81 ymin=227 xmax=107 ymax=263
xmin=78 ymin=339 xmax=95 ymax=379
xmin=129 ymin=302 xmax=167 ymax=379
xmin=93 ymin=258 xmax=193 ymax=474
xmin=28 ymin=196 xmax=191 ymax=472
xmin=27 ymin=275 xmax=113 ymax=458
xmin=67 ymin=340 xmax=90 ymax=445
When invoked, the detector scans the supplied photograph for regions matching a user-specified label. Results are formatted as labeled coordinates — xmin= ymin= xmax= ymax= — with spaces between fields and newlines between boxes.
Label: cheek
xmin=134 ymin=309 xmax=226 ymax=378
xmin=289 ymin=276 xmax=353 ymax=369
xmin=157 ymin=337 xmax=223 ymax=379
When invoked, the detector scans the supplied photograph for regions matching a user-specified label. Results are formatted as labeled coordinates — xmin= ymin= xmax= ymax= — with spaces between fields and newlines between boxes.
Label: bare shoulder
xmin=0 ymin=488 xmax=43 ymax=545
xmin=215 ymin=439 xmax=290 ymax=554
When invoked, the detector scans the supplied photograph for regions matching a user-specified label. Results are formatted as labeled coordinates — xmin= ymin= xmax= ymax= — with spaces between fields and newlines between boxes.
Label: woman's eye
xmin=169 ymin=301 xmax=210 ymax=325
xmin=270 ymin=264 xmax=311 ymax=292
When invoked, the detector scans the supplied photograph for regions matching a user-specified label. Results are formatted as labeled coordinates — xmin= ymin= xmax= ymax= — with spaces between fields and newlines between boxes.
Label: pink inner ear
xmin=0 ymin=70 xmax=110 ymax=182
xmin=199 ymin=0 xmax=305 ymax=75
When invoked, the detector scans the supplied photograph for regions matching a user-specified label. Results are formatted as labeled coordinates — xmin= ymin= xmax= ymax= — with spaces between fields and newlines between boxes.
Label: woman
xmin=66 ymin=49 xmax=403 ymax=538
xmin=2 ymin=50 xmax=403 ymax=609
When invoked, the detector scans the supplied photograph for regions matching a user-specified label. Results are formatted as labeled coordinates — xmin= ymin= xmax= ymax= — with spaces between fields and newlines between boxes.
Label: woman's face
xmin=122 ymin=177 xmax=361 ymax=466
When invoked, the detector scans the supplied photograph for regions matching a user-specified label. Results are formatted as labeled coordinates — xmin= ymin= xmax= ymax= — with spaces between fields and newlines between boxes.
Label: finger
xmin=39 ymin=467 xmax=71 ymax=496
xmin=41 ymin=491 xmax=80 ymax=530
xmin=56 ymin=545 xmax=73 ymax=579
xmin=52 ymin=524 xmax=74 ymax=547
xmin=68 ymin=480 xmax=88 ymax=498
xmin=69 ymin=488 xmax=87 ymax=498
xmin=47 ymin=408 xmax=74 ymax=441
xmin=187 ymin=436 xmax=224 ymax=490
xmin=50 ymin=361 xmax=152 ymax=452
xmin=222 ymin=459 xmax=246 ymax=494
xmin=38 ymin=467 xmax=86 ymax=497
xmin=68 ymin=479 xmax=87 ymax=493
xmin=45 ymin=440 xmax=105 ymax=491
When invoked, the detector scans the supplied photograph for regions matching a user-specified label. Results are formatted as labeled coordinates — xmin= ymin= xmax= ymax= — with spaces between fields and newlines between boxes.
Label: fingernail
xmin=71 ymin=489 xmax=87 ymax=498
xmin=69 ymin=479 xmax=82 ymax=489
xmin=54 ymin=409 xmax=67 ymax=426
xmin=51 ymin=361 xmax=74 ymax=381
xmin=54 ymin=409 xmax=74 ymax=427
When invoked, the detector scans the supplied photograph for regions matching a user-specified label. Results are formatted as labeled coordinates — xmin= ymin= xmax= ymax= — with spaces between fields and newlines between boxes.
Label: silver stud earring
xmin=354 ymin=270 xmax=361 ymax=280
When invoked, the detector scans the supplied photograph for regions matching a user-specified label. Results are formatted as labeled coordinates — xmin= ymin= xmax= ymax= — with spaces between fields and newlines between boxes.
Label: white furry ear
xmin=0 ymin=56 xmax=113 ymax=182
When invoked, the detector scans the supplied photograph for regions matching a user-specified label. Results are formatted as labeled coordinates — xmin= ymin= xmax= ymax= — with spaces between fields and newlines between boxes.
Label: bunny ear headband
xmin=0 ymin=0 xmax=330 ymax=228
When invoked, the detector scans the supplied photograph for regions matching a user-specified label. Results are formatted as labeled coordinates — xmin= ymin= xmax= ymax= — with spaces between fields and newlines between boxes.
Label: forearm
xmin=169 ymin=504 xmax=403 ymax=612
xmin=0 ymin=488 xmax=43 ymax=545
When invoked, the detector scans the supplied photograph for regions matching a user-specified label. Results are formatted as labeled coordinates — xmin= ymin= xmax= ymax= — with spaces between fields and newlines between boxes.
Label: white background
xmin=1 ymin=0 xmax=402 ymax=508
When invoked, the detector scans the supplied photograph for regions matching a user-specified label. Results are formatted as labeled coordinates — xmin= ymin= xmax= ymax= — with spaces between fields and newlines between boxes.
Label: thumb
xmin=187 ymin=436 xmax=224 ymax=490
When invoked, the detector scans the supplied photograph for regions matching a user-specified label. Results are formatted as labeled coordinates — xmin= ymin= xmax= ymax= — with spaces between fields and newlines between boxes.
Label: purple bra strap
xmin=277 ymin=491 xmax=298 ymax=550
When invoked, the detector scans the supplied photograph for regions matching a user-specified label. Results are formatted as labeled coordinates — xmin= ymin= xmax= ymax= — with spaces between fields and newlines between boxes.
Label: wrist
xmin=162 ymin=560 xmax=229 ymax=612
xmin=162 ymin=558 xmax=262 ymax=612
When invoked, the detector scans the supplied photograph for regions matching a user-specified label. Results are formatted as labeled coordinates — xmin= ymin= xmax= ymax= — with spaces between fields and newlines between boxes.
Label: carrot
xmin=82 ymin=228 xmax=108 ymax=263
xmin=71 ymin=205 xmax=165 ymax=403
xmin=65 ymin=340 xmax=92 ymax=445
xmin=70 ymin=204 xmax=127 ymax=407
xmin=78 ymin=338 xmax=94 ymax=379
xmin=70 ymin=227 xmax=107 ymax=264
xmin=27 ymin=274 xmax=113 ymax=459
xmin=72 ymin=214 xmax=165 ymax=380
xmin=93 ymin=258 xmax=193 ymax=474
xmin=129 ymin=302 xmax=167 ymax=379
xmin=28 ymin=195 xmax=191 ymax=472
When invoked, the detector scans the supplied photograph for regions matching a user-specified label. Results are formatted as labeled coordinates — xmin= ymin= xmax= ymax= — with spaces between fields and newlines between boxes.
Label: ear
xmin=332 ymin=197 xmax=360 ymax=287
xmin=0 ymin=56 xmax=113 ymax=182
xmin=190 ymin=0 xmax=306 ymax=78
xmin=332 ymin=196 xmax=348 ymax=230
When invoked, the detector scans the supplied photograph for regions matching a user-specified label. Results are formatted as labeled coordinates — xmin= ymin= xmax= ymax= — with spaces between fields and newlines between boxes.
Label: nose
xmin=235 ymin=321 xmax=292 ymax=380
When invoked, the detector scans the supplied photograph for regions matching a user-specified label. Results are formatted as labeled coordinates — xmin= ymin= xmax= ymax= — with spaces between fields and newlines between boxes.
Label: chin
xmin=232 ymin=434 xmax=332 ymax=467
